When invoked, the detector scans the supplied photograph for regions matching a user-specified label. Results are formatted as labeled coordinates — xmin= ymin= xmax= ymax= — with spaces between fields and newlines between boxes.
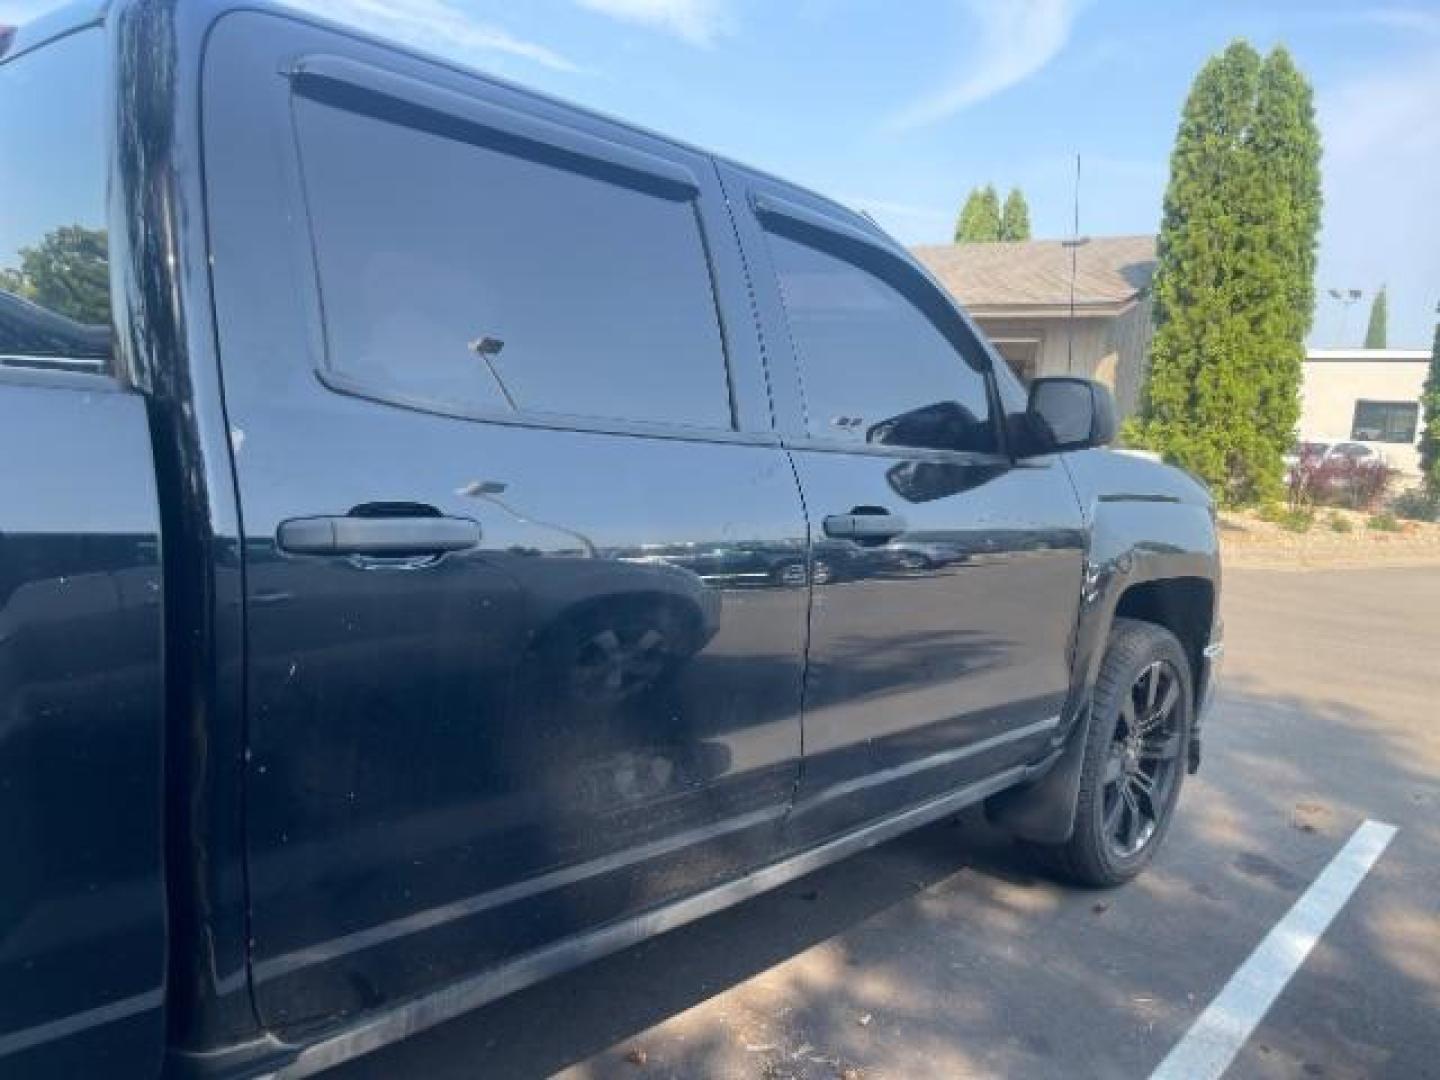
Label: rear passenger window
xmin=293 ymin=91 xmax=732 ymax=429
xmin=0 ymin=31 xmax=112 ymax=372
xmin=764 ymin=222 xmax=995 ymax=454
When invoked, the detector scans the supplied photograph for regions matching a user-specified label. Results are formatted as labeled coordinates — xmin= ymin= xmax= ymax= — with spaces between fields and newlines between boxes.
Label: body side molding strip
xmin=272 ymin=765 xmax=1029 ymax=1078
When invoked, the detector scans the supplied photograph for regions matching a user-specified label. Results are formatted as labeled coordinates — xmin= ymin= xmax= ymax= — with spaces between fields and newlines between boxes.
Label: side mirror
xmin=1018 ymin=377 xmax=1117 ymax=457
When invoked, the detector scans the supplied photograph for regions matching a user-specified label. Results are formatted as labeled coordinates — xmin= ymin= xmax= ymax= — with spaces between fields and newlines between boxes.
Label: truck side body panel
xmin=1 ymin=18 xmax=169 ymax=1078
xmin=0 ymin=371 xmax=167 ymax=1080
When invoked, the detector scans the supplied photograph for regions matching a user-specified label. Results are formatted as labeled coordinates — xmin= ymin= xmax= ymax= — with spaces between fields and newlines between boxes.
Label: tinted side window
xmin=294 ymin=93 xmax=732 ymax=429
xmin=764 ymin=223 xmax=994 ymax=453
xmin=0 ymin=31 xmax=111 ymax=371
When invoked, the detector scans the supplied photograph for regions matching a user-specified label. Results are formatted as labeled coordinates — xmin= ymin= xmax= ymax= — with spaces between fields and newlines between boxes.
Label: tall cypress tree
xmin=1249 ymin=45 xmax=1322 ymax=471
xmin=1130 ymin=41 xmax=1321 ymax=504
xmin=1419 ymin=313 xmax=1440 ymax=495
xmin=954 ymin=184 xmax=1002 ymax=242
xmin=1001 ymin=188 xmax=1032 ymax=240
xmin=1364 ymin=287 xmax=1388 ymax=348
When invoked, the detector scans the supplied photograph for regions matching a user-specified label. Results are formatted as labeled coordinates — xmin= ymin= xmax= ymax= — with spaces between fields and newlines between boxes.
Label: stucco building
xmin=1299 ymin=348 xmax=1431 ymax=475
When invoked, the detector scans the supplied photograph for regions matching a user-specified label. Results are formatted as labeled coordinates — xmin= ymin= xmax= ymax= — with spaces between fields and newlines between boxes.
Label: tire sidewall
xmin=1076 ymin=622 xmax=1194 ymax=883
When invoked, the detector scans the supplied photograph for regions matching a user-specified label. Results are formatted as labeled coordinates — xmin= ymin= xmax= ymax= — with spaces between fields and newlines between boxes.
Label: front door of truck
xmin=203 ymin=13 xmax=807 ymax=1032
xmin=721 ymin=167 xmax=1087 ymax=842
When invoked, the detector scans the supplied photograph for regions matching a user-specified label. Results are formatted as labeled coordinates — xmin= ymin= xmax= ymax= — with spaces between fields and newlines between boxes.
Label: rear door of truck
xmin=202 ymin=9 xmax=807 ymax=1035
xmin=0 ymin=21 xmax=167 ymax=1080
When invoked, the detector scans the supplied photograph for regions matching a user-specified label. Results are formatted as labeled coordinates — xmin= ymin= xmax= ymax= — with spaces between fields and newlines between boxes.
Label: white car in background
xmin=1284 ymin=439 xmax=1384 ymax=472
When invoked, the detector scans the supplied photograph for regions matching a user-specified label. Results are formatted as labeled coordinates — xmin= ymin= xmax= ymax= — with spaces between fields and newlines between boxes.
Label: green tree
xmin=1000 ymin=187 xmax=1031 ymax=240
xmin=954 ymin=184 xmax=1002 ymax=242
xmin=1363 ymin=286 xmax=1388 ymax=348
xmin=1419 ymin=312 xmax=1440 ymax=495
xmin=0 ymin=225 xmax=110 ymax=325
xmin=1127 ymin=41 xmax=1322 ymax=504
xmin=1249 ymin=45 xmax=1322 ymax=469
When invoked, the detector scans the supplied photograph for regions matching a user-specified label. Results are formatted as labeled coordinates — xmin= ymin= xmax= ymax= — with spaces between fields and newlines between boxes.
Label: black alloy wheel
xmin=1101 ymin=658 xmax=1184 ymax=859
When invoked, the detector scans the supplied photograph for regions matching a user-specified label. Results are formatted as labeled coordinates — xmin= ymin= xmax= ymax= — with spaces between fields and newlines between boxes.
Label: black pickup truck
xmin=0 ymin=3 xmax=1222 ymax=1077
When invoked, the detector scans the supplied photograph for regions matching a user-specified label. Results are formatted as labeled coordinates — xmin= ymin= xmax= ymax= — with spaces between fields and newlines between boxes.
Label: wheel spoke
xmin=1103 ymin=749 xmax=1125 ymax=786
xmin=1104 ymin=790 xmax=1125 ymax=837
xmin=1156 ymin=678 xmax=1180 ymax=722
xmin=1137 ymin=669 xmax=1180 ymax=734
xmin=1141 ymin=732 xmax=1182 ymax=762
xmin=1145 ymin=664 xmax=1160 ymax=712
xmin=1119 ymin=696 xmax=1138 ymax=738
xmin=1126 ymin=790 xmax=1143 ymax=849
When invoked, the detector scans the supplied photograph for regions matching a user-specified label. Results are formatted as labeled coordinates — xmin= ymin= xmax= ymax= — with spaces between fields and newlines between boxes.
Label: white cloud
xmin=1315 ymin=47 xmax=1440 ymax=345
xmin=284 ymin=0 xmax=580 ymax=72
xmin=888 ymin=0 xmax=1080 ymax=131
xmin=574 ymin=0 xmax=729 ymax=46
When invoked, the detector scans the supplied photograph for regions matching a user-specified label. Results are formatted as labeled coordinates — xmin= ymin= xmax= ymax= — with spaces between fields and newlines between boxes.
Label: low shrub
xmin=1326 ymin=512 xmax=1353 ymax=533
xmin=1369 ymin=512 xmax=1402 ymax=532
xmin=1278 ymin=507 xmax=1315 ymax=532
xmin=1287 ymin=454 xmax=1395 ymax=512
xmin=1392 ymin=488 xmax=1440 ymax=523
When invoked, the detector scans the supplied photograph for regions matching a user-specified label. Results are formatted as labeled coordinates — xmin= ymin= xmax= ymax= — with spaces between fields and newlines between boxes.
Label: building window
xmin=1350 ymin=400 xmax=1419 ymax=443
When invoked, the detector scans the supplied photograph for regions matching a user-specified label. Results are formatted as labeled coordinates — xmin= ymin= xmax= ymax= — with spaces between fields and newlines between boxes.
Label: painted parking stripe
xmin=1150 ymin=819 xmax=1397 ymax=1080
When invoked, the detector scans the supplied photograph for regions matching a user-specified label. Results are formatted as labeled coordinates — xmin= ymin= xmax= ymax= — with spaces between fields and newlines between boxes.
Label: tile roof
xmin=912 ymin=235 xmax=1158 ymax=311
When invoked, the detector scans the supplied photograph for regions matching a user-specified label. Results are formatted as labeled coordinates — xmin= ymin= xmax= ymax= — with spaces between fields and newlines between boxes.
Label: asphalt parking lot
xmin=332 ymin=566 xmax=1440 ymax=1079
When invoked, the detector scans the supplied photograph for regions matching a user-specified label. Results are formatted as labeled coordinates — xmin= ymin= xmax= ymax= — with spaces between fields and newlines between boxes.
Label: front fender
xmin=986 ymin=449 xmax=1220 ymax=843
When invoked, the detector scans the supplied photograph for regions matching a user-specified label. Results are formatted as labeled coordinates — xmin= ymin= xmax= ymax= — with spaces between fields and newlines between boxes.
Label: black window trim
xmin=283 ymin=51 xmax=749 ymax=440
xmin=752 ymin=191 xmax=1009 ymax=462
xmin=284 ymin=55 xmax=701 ymax=201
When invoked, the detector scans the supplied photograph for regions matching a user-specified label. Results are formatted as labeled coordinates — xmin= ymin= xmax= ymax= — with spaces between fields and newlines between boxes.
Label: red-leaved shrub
xmin=1288 ymin=453 xmax=1394 ymax=511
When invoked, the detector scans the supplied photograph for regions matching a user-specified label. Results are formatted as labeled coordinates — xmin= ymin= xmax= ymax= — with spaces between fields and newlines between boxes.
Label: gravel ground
xmin=1219 ymin=508 xmax=1440 ymax=569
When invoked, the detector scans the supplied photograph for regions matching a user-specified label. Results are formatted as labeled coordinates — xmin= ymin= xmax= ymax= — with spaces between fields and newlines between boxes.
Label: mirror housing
xmin=1017 ymin=377 xmax=1117 ymax=457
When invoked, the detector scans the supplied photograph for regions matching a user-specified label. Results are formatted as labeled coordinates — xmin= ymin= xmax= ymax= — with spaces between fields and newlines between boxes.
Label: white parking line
xmin=1149 ymin=819 xmax=1397 ymax=1080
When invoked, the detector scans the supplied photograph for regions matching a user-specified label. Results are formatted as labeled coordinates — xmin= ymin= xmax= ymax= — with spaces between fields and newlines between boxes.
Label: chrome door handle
xmin=822 ymin=511 xmax=907 ymax=540
xmin=277 ymin=514 xmax=481 ymax=556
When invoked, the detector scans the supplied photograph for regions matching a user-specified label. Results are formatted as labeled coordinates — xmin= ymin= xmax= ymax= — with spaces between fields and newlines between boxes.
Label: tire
xmin=1035 ymin=618 xmax=1193 ymax=887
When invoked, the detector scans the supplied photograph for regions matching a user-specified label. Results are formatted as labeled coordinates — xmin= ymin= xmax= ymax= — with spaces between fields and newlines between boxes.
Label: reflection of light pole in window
xmin=456 ymin=479 xmax=599 ymax=558
xmin=469 ymin=335 xmax=518 ymax=411
xmin=1326 ymin=288 xmax=1363 ymax=345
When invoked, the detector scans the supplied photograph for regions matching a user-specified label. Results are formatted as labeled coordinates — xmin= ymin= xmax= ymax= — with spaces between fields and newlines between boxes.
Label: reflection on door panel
xmin=203 ymin=12 xmax=807 ymax=1031
xmin=748 ymin=183 xmax=1085 ymax=840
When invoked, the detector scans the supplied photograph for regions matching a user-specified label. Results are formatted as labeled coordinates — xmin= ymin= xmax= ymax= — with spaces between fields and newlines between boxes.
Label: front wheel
xmin=1037 ymin=618 xmax=1193 ymax=887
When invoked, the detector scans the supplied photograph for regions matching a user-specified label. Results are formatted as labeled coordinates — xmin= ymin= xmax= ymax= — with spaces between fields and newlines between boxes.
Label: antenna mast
xmin=1063 ymin=153 xmax=1086 ymax=374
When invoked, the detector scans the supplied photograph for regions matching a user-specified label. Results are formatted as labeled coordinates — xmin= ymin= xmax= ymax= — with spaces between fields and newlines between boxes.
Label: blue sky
xmin=5 ymin=0 xmax=1438 ymax=345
